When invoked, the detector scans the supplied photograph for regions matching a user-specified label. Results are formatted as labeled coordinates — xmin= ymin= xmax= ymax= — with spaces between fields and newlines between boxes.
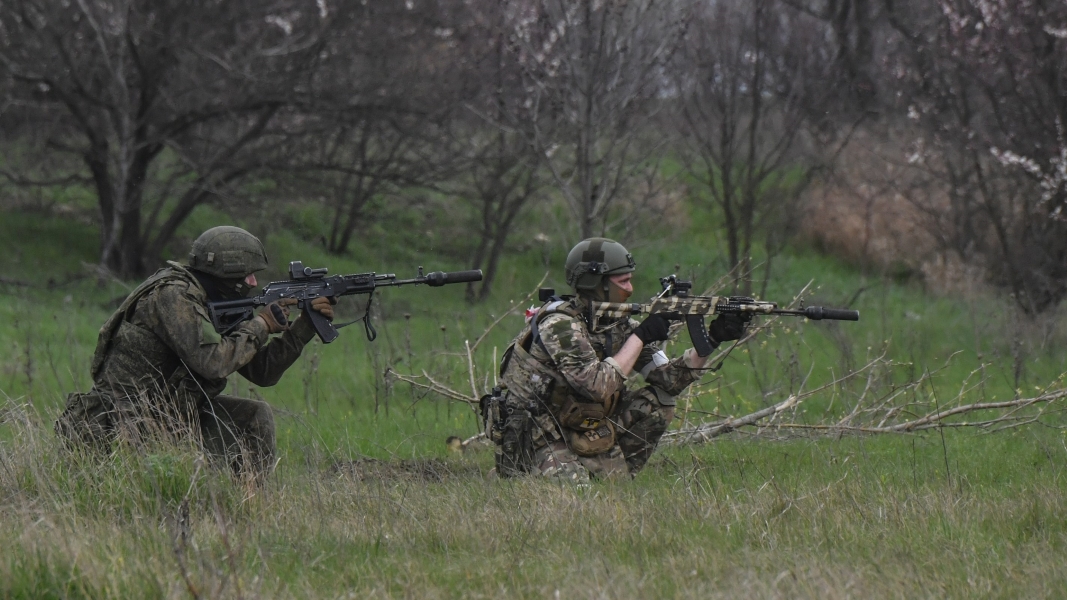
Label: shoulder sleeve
xmin=537 ymin=313 xmax=626 ymax=405
xmin=142 ymin=282 xmax=269 ymax=381
xmin=237 ymin=315 xmax=316 ymax=387
xmin=643 ymin=345 xmax=701 ymax=396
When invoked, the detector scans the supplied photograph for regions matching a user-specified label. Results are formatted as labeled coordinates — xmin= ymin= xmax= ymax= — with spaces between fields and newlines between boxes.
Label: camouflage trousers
xmin=532 ymin=387 xmax=675 ymax=483
xmin=55 ymin=389 xmax=276 ymax=479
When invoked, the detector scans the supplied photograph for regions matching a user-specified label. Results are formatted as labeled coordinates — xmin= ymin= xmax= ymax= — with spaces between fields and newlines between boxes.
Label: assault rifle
xmin=208 ymin=261 xmax=483 ymax=344
xmin=574 ymin=274 xmax=859 ymax=357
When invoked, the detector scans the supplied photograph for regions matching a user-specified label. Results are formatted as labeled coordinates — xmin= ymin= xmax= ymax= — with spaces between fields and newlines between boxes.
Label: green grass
xmin=4 ymin=414 xmax=1067 ymax=597
xmin=2 ymin=203 xmax=1067 ymax=597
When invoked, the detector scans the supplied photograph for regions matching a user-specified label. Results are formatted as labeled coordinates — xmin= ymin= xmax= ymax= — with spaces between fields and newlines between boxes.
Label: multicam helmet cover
xmin=564 ymin=238 xmax=635 ymax=299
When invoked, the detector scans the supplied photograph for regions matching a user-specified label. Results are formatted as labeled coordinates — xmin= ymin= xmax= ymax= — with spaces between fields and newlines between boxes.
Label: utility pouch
xmin=557 ymin=397 xmax=607 ymax=431
xmin=54 ymin=390 xmax=115 ymax=451
xmin=566 ymin=421 xmax=616 ymax=457
xmin=483 ymin=388 xmax=535 ymax=478
xmin=481 ymin=387 xmax=505 ymax=445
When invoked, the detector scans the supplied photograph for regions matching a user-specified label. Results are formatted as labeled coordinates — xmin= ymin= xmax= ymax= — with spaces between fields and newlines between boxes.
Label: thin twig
xmin=465 ymin=339 xmax=479 ymax=403
xmin=470 ymin=271 xmax=549 ymax=353
xmin=386 ymin=369 xmax=476 ymax=405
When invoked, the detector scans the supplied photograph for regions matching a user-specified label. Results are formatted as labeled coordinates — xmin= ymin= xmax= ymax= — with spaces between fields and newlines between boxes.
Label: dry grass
xmin=4 ymin=395 xmax=1067 ymax=599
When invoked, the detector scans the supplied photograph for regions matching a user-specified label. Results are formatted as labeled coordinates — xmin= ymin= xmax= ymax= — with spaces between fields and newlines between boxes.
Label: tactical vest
xmin=499 ymin=298 xmax=622 ymax=428
xmin=91 ymin=261 xmax=198 ymax=382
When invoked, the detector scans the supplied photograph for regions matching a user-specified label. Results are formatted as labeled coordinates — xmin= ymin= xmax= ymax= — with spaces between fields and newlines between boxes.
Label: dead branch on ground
xmin=669 ymin=352 xmax=1067 ymax=443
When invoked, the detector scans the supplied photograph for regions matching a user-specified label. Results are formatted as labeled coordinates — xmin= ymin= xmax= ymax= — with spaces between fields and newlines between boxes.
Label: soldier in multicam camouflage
xmin=494 ymin=238 xmax=748 ymax=482
xmin=55 ymin=226 xmax=335 ymax=481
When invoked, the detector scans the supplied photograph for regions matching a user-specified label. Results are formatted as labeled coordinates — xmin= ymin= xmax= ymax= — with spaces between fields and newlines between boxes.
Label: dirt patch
xmin=330 ymin=457 xmax=484 ymax=483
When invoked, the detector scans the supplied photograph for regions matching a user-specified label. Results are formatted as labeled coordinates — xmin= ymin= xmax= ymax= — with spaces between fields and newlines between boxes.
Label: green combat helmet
xmin=188 ymin=226 xmax=268 ymax=279
xmin=564 ymin=237 xmax=636 ymax=300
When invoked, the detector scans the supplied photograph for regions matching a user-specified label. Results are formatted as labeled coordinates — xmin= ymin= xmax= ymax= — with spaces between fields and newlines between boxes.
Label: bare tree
xmin=675 ymin=0 xmax=844 ymax=293
xmin=443 ymin=1 xmax=546 ymax=302
xmin=453 ymin=125 xmax=542 ymax=302
xmin=273 ymin=109 xmax=440 ymax=255
xmin=274 ymin=0 xmax=469 ymax=257
xmin=882 ymin=0 xmax=1067 ymax=313
xmin=503 ymin=0 xmax=687 ymax=239
xmin=0 ymin=0 xmax=333 ymax=277
xmin=781 ymin=0 xmax=880 ymax=108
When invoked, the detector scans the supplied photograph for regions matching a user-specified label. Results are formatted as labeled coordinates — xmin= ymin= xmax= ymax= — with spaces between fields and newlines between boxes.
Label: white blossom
xmin=265 ymin=15 xmax=292 ymax=36
xmin=992 ymin=142 xmax=1067 ymax=211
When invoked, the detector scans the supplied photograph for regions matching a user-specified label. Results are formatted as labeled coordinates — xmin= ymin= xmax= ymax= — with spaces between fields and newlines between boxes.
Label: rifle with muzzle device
xmin=207 ymin=261 xmax=483 ymax=343
xmin=540 ymin=274 xmax=859 ymax=357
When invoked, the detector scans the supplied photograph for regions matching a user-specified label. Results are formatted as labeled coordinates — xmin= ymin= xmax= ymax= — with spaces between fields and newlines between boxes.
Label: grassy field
xmin=2 ymin=204 xmax=1067 ymax=598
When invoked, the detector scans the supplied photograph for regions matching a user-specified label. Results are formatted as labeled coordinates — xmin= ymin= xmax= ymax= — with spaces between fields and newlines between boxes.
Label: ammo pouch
xmin=557 ymin=397 xmax=607 ymax=430
xmin=482 ymin=388 xmax=535 ymax=478
xmin=566 ymin=421 xmax=616 ymax=457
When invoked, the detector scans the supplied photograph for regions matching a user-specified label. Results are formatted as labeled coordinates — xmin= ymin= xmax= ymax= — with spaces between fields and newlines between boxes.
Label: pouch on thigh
xmin=534 ymin=440 xmax=590 ymax=483
xmin=55 ymin=391 xmax=115 ymax=451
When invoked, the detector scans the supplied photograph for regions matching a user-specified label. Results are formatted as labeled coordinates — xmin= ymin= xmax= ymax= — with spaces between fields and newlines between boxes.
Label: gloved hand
xmin=708 ymin=313 xmax=748 ymax=345
xmin=632 ymin=313 xmax=672 ymax=344
xmin=309 ymin=295 xmax=336 ymax=321
xmin=258 ymin=298 xmax=297 ymax=334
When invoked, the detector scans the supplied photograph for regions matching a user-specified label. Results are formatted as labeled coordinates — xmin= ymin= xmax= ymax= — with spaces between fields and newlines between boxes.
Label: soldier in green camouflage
xmin=55 ymin=226 xmax=334 ymax=480
xmin=494 ymin=238 xmax=747 ymax=482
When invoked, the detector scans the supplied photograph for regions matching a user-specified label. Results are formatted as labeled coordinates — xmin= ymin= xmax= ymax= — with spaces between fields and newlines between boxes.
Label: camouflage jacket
xmin=500 ymin=297 xmax=701 ymax=414
xmin=91 ymin=261 xmax=316 ymax=412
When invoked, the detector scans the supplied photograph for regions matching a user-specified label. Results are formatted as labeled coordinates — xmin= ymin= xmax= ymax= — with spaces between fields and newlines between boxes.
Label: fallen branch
xmin=385 ymin=368 xmax=477 ymax=405
xmin=773 ymin=390 xmax=1067 ymax=434
xmin=668 ymin=355 xmax=1067 ymax=443
xmin=667 ymin=351 xmax=885 ymax=444
xmin=667 ymin=393 xmax=802 ymax=444
xmin=0 ymin=276 xmax=31 ymax=287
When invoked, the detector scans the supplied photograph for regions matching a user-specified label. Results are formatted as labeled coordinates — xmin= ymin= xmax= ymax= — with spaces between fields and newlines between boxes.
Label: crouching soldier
xmin=489 ymin=238 xmax=747 ymax=482
xmin=56 ymin=226 xmax=334 ymax=481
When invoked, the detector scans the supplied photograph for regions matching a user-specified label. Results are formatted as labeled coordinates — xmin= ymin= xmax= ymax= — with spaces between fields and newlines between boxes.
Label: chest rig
xmin=91 ymin=263 xmax=192 ymax=380
xmin=499 ymin=296 xmax=625 ymax=425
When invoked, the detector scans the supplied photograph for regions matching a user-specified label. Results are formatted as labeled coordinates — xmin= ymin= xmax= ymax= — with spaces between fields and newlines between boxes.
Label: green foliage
xmin=1 ymin=206 xmax=1066 ymax=596
xmin=2 ymin=551 xmax=97 ymax=600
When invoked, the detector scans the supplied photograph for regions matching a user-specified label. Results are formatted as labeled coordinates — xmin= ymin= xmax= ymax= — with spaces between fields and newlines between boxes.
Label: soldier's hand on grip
xmin=633 ymin=313 xmax=672 ymax=344
xmin=309 ymin=296 xmax=336 ymax=321
xmin=258 ymin=298 xmax=297 ymax=334
xmin=708 ymin=313 xmax=747 ymax=344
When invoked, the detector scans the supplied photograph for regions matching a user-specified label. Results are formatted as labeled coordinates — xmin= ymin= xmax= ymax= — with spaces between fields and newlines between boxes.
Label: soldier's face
xmin=607 ymin=273 xmax=633 ymax=303
xmin=244 ymin=273 xmax=257 ymax=287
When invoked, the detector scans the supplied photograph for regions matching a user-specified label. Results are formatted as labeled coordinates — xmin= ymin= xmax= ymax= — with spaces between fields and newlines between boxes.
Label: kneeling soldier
xmin=56 ymin=226 xmax=334 ymax=481
xmin=491 ymin=238 xmax=746 ymax=482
